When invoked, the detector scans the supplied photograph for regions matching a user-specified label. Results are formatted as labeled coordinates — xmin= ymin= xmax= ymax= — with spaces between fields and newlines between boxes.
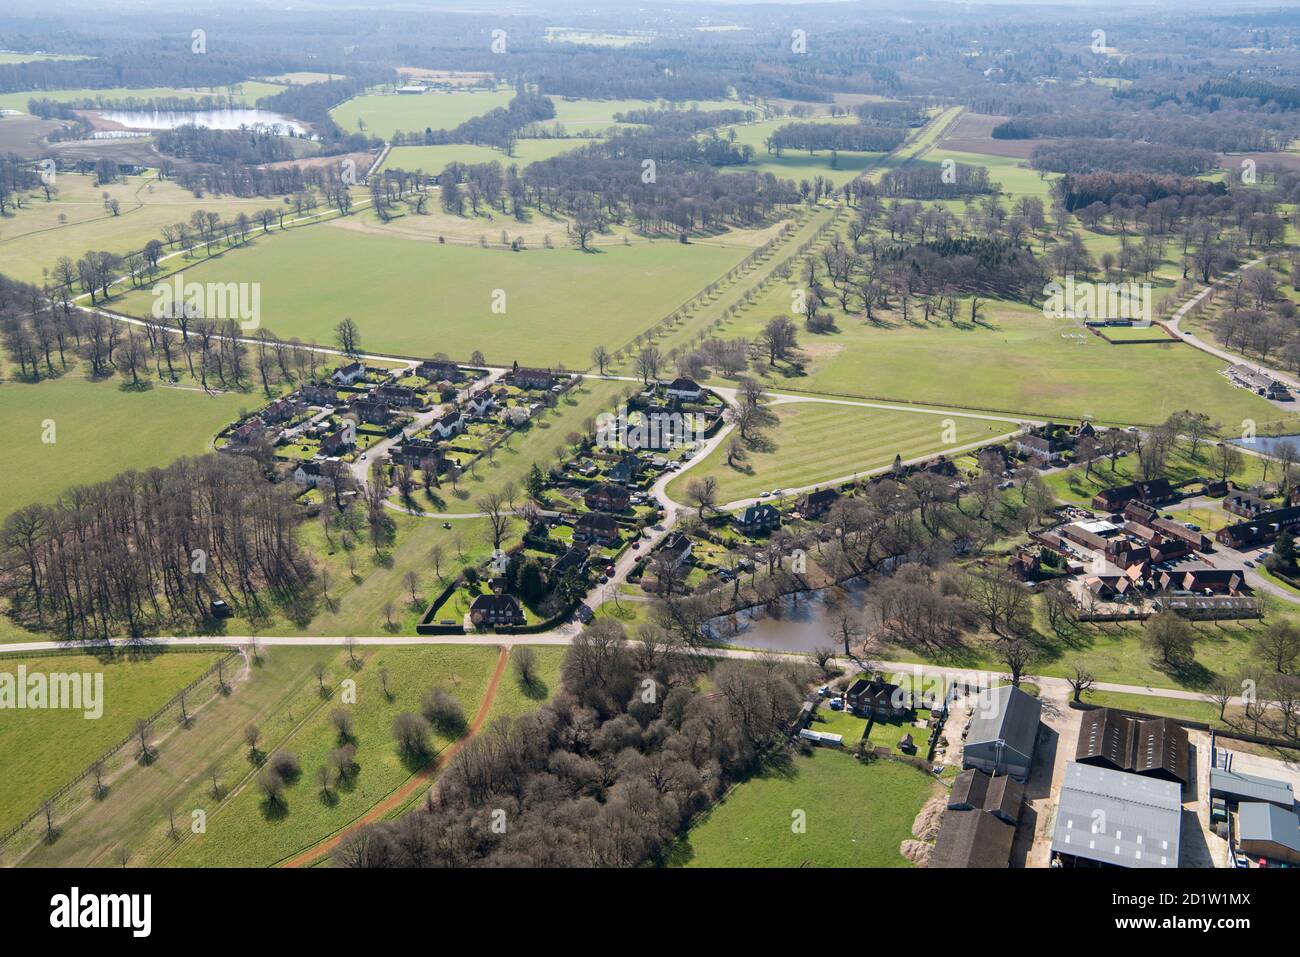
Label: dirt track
xmin=278 ymin=645 xmax=510 ymax=868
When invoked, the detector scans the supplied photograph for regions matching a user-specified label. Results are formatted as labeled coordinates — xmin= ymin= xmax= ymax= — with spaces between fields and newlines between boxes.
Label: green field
xmin=0 ymin=650 xmax=223 ymax=835
xmin=708 ymin=299 xmax=1292 ymax=428
xmin=380 ymin=138 xmax=593 ymax=174
xmin=669 ymin=749 xmax=935 ymax=867
xmin=166 ymin=645 xmax=500 ymax=867
xmin=720 ymin=116 xmax=885 ymax=187
xmin=112 ymin=225 xmax=752 ymax=366
xmin=667 ymin=399 xmax=1014 ymax=504
xmin=331 ymin=89 xmax=513 ymax=139
xmin=0 ymin=82 xmax=286 ymax=114
xmin=543 ymin=96 xmax=740 ymax=134
xmin=0 ymin=373 xmax=250 ymax=523
xmin=0 ymin=172 xmax=275 ymax=283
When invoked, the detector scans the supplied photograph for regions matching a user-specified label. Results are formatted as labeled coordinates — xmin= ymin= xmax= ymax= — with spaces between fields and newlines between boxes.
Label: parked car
xmin=828 ymin=698 xmax=844 ymax=711
xmin=1245 ymin=560 xmax=1256 ymax=568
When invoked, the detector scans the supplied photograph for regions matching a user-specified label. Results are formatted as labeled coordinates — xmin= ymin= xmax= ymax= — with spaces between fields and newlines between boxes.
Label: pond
xmin=1227 ymin=434 xmax=1300 ymax=457
xmin=705 ymin=579 xmax=877 ymax=654
xmin=94 ymin=108 xmax=307 ymax=135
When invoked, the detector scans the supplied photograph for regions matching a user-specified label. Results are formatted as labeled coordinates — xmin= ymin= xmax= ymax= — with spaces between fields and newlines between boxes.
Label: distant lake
xmin=95 ymin=108 xmax=307 ymax=135
xmin=1227 ymin=434 xmax=1300 ymax=457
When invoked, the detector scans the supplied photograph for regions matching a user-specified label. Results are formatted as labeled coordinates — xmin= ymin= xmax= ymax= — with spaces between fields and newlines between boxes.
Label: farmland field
xmin=667 ymin=399 xmax=1015 ymax=504
xmin=380 ymin=138 xmax=593 ymax=173
xmin=111 ymin=224 xmax=754 ymax=366
xmin=0 ymin=373 xmax=250 ymax=523
xmin=0 ymin=173 xmax=275 ymax=283
xmin=719 ymin=116 xmax=887 ymax=187
xmin=0 ymin=650 xmax=224 ymax=836
xmin=706 ymin=297 xmax=1289 ymax=428
xmin=0 ymin=82 xmax=287 ymax=113
xmin=331 ymin=89 xmax=513 ymax=139
xmin=669 ymin=749 xmax=935 ymax=867
xmin=165 ymin=645 xmax=501 ymax=867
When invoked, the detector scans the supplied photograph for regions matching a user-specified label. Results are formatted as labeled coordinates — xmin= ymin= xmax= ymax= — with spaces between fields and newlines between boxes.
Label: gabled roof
xmin=1238 ymin=802 xmax=1300 ymax=854
xmin=1210 ymin=768 xmax=1296 ymax=807
xmin=1051 ymin=763 xmax=1181 ymax=868
xmin=966 ymin=685 xmax=1041 ymax=761
xmin=930 ymin=807 xmax=1016 ymax=868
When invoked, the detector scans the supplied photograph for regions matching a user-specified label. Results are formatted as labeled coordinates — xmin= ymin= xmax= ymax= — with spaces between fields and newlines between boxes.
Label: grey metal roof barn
xmin=1050 ymin=763 xmax=1182 ymax=868
xmin=1238 ymin=802 xmax=1300 ymax=857
xmin=962 ymin=685 xmax=1042 ymax=780
xmin=1209 ymin=768 xmax=1296 ymax=809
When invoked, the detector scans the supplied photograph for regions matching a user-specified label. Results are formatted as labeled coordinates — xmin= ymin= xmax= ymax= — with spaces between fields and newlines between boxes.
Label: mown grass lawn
xmin=0 ymin=650 xmax=223 ymax=835
xmin=707 ymin=298 xmax=1288 ymax=428
xmin=111 ymin=226 xmax=751 ymax=367
xmin=669 ymin=749 xmax=935 ymax=867
xmin=166 ymin=645 xmax=500 ymax=867
xmin=330 ymin=88 xmax=513 ymax=139
xmin=381 ymin=139 xmax=592 ymax=174
xmin=667 ymin=400 xmax=1013 ymax=504
xmin=0 ymin=371 xmax=250 ymax=523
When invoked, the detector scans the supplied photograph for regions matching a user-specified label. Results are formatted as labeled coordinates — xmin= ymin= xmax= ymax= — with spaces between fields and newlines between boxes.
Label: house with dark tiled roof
xmin=415 ymin=359 xmax=461 ymax=382
xmin=584 ymin=482 xmax=631 ymax=513
xmin=659 ymin=532 xmax=694 ymax=567
xmin=429 ymin=411 xmax=464 ymax=440
xmin=470 ymin=593 xmax=525 ymax=628
xmin=845 ymin=676 xmax=910 ymax=719
xmin=799 ymin=487 xmax=840 ymax=518
xmin=351 ymin=396 xmax=391 ymax=426
xmin=734 ymin=503 xmax=781 ymax=534
xmin=574 ymin=511 xmax=621 ymax=546
xmin=389 ymin=438 xmax=443 ymax=470
xmin=506 ymin=366 xmax=557 ymax=390
xmin=664 ymin=376 xmax=703 ymax=401
xmin=1092 ymin=479 xmax=1176 ymax=512
xmin=375 ymin=384 xmax=421 ymax=409
xmin=607 ymin=453 xmax=642 ymax=486
xmin=319 ymin=427 xmax=353 ymax=456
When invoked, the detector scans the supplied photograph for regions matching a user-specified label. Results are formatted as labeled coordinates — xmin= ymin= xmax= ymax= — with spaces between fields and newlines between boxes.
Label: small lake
xmin=705 ymin=579 xmax=877 ymax=654
xmin=94 ymin=108 xmax=307 ymax=135
xmin=1227 ymin=434 xmax=1300 ymax=457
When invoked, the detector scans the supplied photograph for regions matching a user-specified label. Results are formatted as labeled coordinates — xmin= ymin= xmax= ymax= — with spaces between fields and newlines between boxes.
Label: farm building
xmin=930 ymin=769 xmax=1024 ymax=868
xmin=963 ymin=685 xmax=1042 ymax=781
xmin=1050 ymin=763 xmax=1182 ymax=869
xmin=1237 ymin=802 xmax=1300 ymax=865
xmin=1075 ymin=709 xmax=1190 ymax=788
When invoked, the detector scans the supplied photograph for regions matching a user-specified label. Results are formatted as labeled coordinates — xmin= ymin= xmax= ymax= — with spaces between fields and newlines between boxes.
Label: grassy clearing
xmin=0 ymin=173 xmax=274 ymax=283
xmin=111 ymin=225 xmax=752 ymax=366
xmin=706 ymin=299 xmax=1289 ymax=428
xmin=165 ymin=645 xmax=500 ymax=867
xmin=380 ymin=139 xmax=594 ymax=174
xmin=669 ymin=749 xmax=934 ymax=867
xmin=0 ymin=650 xmax=222 ymax=835
xmin=667 ymin=400 xmax=1013 ymax=504
xmin=0 ymin=83 xmax=285 ymax=114
xmin=720 ymin=116 xmax=884 ymax=187
xmin=0 ymin=371 xmax=250 ymax=523
xmin=16 ymin=646 xmax=323 ymax=866
xmin=331 ymin=89 xmax=513 ymax=139
xmin=541 ymin=96 xmax=739 ymax=134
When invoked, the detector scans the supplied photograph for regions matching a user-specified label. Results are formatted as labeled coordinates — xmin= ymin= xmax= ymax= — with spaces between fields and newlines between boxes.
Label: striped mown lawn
xmin=668 ymin=400 xmax=1012 ymax=504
